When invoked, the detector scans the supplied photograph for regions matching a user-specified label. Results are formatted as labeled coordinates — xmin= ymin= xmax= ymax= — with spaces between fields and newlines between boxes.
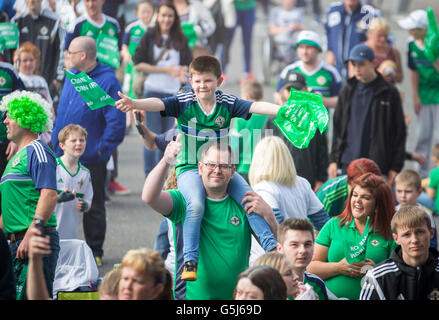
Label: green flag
xmin=0 ymin=23 xmax=19 ymax=50
xmin=272 ymin=88 xmax=329 ymax=149
xmin=13 ymin=258 xmax=28 ymax=300
xmin=181 ymin=23 xmax=198 ymax=50
xmin=344 ymin=218 xmax=371 ymax=264
xmin=65 ymin=70 xmax=115 ymax=110
xmin=425 ymin=7 xmax=439 ymax=62
xmin=96 ymin=33 xmax=120 ymax=68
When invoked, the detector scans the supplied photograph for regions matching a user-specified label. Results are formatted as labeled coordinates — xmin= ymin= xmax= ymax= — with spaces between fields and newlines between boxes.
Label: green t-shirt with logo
xmin=230 ymin=114 xmax=268 ymax=174
xmin=168 ymin=189 xmax=251 ymax=300
xmin=161 ymin=90 xmax=253 ymax=177
xmin=407 ymin=39 xmax=439 ymax=105
xmin=315 ymin=217 xmax=396 ymax=300
xmin=0 ymin=140 xmax=57 ymax=233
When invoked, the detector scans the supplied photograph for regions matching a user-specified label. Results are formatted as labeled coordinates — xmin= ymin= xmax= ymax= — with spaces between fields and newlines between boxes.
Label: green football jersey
xmin=124 ymin=20 xmax=147 ymax=56
xmin=161 ymin=90 xmax=252 ymax=176
xmin=230 ymin=114 xmax=268 ymax=174
xmin=408 ymin=39 xmax=439 ymax=105
xmin=168 ymin=189 xmax=251 ymax=300
xmin=277 ymin=61 xmax=343 ymax=98
xmin=316 ymin=174 xmax=349 ymax=217
xmin=0 ymin=140 xmax=57 ymax=233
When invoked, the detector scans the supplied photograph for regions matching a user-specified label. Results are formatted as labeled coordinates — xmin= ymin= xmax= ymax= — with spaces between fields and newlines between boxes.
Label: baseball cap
xmin=281 ymin=70 xmax=307 ymax=91
xmin=295 ymin=30 xmax=322 ymax=51
xmin=397 ymin=9 xmax=428 ymax=30
xmin=346 ymin=44 xmax=375 ymax=62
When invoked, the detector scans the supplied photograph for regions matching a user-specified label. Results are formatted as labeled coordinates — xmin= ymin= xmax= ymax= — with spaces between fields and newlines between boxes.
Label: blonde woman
xmin=248 ymin=136 xmax=329 ymax=230
xmin=364 ymin=17 xmax=403 ymax=84
xmin=253 ymin=251 xmax=303 ymax=299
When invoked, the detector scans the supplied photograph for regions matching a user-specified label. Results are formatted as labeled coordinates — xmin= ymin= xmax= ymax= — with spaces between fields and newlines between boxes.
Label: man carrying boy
xmin=395 ymin=169 xmax=437 ymax=249
xmin=116 ymin=55 xmax=280 ymax=281
xmin=142 ymin=138 xmax=277 ymax=299
xmin=276 ymin=218 xmax=335 ymax=300
xmin=55 ymin=124 xmax=93 ymax=240
xmin=360 ymin=205 xmax=439 ymax=300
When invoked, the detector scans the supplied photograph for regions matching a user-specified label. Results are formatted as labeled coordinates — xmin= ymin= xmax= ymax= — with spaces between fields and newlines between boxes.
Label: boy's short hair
xmin=432 ymin=143 xmax=439 ymax=160
xmin=58 ymin=124 xmax=88 ymax=144
xmin=391 ymin=205 xmax=431 ymax=234
xmin=394 ymin=169 xmax=422 ymax=190
xmin=189 ymin=55 xmax=222 ymax=79
xmin=277 ymin=218 xmax=314 ymax=245
xmin=241 ymin=79 xmax=263 ymax=101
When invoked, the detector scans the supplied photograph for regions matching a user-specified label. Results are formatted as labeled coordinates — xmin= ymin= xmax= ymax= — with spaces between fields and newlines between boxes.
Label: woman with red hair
xmin=308 ymin=173 xmax=397 ymax=300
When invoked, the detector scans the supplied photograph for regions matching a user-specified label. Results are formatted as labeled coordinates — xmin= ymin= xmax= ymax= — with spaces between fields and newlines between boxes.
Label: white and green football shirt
xmin=407 ymin=38 xmax=439 ymax=105
xmin=55 ymin=157 xmax=93 ymax=239
xmin=64 ymin=14 xmax=121 ymax=51
xmin=0 ymin=140 xmax=57 ymax=233
xmin=276 ymin=60 xmax=343 ymax=98
xmin=160 ymin=90 xmax=253 ymax=176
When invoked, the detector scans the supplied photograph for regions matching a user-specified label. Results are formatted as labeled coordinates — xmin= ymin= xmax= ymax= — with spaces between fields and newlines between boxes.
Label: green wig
xmin=0 ymin=90 xmax=53 ymax=133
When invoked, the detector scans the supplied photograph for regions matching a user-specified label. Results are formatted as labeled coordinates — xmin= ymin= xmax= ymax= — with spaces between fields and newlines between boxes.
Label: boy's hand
xmin=116 ymin=91 xmax=134 ymax=112
xmin=57 ymin=189 xmax=76 ymax=203
xmin=74 ymin=198 xmax=90 ymax=212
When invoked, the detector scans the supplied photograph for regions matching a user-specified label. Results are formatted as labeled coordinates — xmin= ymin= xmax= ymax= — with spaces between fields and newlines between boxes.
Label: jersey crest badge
xmin=370 ymin=239 xmax=380 ymax=246
xmin=40 ymin=26 xmax=48 ymax=35
xmin=230 ymin=215 xmax=240 ymax=226
xmin=108 ymin=29 xmax=115 ymax=37
xmin=428 ymin=289 xmax=439 ymax=300
xmin=0 ymin=77 xmax=5 ymax=86
xmin=214 ymin=116 xmax=225 ymax=127
xmin=78 ymin=178 xmax=84 ymax=189
xmin=12 ymin=156 xmax=20 ymax=167
xmin=317 ymin=76 xmax=327 ymax=86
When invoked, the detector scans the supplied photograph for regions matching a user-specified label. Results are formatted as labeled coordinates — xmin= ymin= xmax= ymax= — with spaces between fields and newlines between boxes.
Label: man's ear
xmin=392 ymin=232 xmax=399 ymax=245
xmin=276 ymin=242 xmax=283 ymax=253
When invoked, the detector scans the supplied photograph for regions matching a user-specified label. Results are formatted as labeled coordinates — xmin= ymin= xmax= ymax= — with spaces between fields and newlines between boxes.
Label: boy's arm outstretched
xmin=249 ymin=101 xmax=281 ymax=116
xmin=116 ymin=91 xmax=166 ymax=113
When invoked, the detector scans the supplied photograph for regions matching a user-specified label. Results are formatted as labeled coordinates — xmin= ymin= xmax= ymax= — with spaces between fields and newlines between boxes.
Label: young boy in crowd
xmin=360 ymin=205 xmax=439 ymax=300
xmin=276 ymin=218 xmax=336 ymax=300
xmin=55 ymin=124 xmax=93 ymax=240
xmin=395 ymin=169 xmax=437 ymax=249
xmin=116 ymin=55 xmax=281 ymax=281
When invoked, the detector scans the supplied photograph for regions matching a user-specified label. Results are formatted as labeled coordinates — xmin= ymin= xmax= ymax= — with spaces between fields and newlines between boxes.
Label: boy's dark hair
xmin=394 ymin=169 xmax=422 ymax=190
xmin=189 ymin=55 xmax=222 ymax=79
xmin=277 ymin=218 xmax=314 ymax=244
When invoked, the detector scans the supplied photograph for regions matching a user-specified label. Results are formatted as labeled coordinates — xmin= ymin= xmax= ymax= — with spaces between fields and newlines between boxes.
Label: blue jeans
xmin=178 ymin=169 xmax=277 ymax=263
xmin=153 ymin=219 xmax=170 ymax=261
xmin=143 ymin=90 xmax=176 ymax=176
xmin=9 ymin=228 xmax=60 ymax=299
xmin=227 ymin=8 xmax=256 ymax=74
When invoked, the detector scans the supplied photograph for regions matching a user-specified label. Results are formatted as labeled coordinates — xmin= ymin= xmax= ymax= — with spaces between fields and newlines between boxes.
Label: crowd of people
xmin=0 ymin=0 xmax=438 ymax=302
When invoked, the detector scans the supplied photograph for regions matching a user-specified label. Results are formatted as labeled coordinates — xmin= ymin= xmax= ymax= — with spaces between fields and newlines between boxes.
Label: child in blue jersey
xmin=116 ymin=55 xmax=281 ymax=281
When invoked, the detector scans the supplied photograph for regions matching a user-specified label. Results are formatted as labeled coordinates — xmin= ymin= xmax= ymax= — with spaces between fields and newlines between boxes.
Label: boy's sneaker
xmin=181 ymin=261 xmax=198 ymax=281
xmin=108 ymin=181 xmax=131 ymax=195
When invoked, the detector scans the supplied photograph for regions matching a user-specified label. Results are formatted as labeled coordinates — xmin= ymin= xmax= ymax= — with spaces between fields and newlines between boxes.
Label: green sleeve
xmin=315 ymin=217 xmax=335 ymax=247
xmin=429 ymin=168 xmax=439 ymax=188
xmin=167 ymin=189 xmax=186 ymax=224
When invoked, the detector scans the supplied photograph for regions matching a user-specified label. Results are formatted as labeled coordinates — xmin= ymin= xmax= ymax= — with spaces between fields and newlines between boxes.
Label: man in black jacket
xmin=360 ymin=205 xmax=439 ymax=300
xmin=328 ymin=43 xmax=406 ymax=184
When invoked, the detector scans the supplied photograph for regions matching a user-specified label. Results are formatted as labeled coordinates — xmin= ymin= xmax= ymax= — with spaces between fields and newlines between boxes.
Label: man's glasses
xmin=66 ymin=50 xmax=84 ymax=56
xmin=202 ymin=162 xmax=233 ymax=171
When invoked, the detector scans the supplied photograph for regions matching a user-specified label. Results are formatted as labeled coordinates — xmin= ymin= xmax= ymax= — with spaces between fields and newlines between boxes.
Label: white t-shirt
xmin=19 ymin=73 xmax=53 ymax=104
xmin=55 ymin=159 xmax=93 ymax=239
xmin=253 ymin=176 xmax=324 ymax=221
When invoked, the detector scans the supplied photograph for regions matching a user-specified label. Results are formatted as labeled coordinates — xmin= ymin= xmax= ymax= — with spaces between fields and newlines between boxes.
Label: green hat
xmin=0 ymin=90 xmax=53 ymax=133
xmin=295 ymin=30 xmax=322 ymax=51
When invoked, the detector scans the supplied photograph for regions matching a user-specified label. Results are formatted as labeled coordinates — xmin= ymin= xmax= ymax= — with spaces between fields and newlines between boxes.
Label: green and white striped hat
xmin=295 ymin=30 xmax=322 ymax=51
